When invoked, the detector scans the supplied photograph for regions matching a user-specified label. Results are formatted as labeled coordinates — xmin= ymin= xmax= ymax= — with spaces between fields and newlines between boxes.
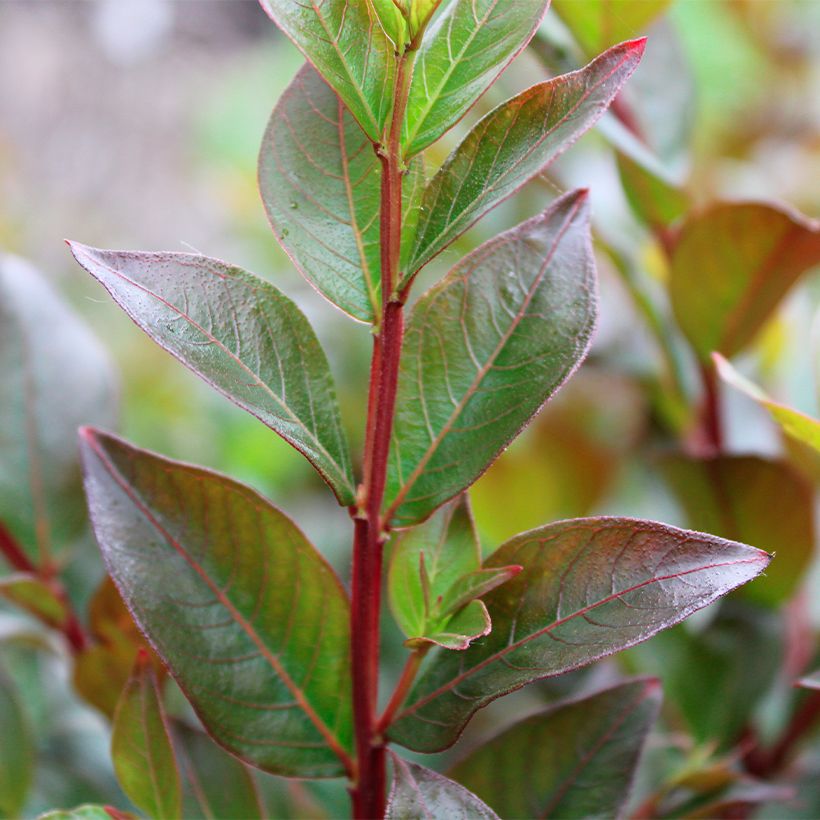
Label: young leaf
xmin=387 ymin=517 xmax=769 ymax=752
xmin=659 ymin=454 xmax=814 ymax=607
xmin=111 ymin=653 xmax=182 ymax=820
xmin=411 ymin=599 xmax=491 ymax=651
xmin=0 ymin=668 xmax=34 ymax=817
xmin=798 ymin=669 xmax=820 ymax=690
xmin=369 ymin=0 xmax=410 ymax=50
xmin=257 ymin=0 xmax=394 ymax=143
xmin=0 ymin=573 xmax=69 ymax=631
xmin=617 ymin=150 xmax=688 ymax=229
xmin=259 ymin=64 xmax=424 ymax=324
xmin=0 ymin=255 xmax=118 ymax=565
xmin=552 ymin=0 xmax=672 ymax=56
xmin=79 ymin=429 xmax=353 ymax=778
xmin=406 ymin=39 xmax=645 ymax=277
xmin=68 ymin=244 xmax=356 ymax=506
xmin=386 ymin=754 xmax=499 ymax=820
xmin=450 ymin=679 xmax=661 ymax=818
xmin=402 ymin=0 xmax=549 ymax=157
xmin=668 ymin=202 xmax=820 ymax=360
xmin=714 ymin=353 xmax=820 ymax=454
xmin=174 ymin=722 xmax=264 ymax=820
xmin=385 ymin=190 xmax=597 ymax=528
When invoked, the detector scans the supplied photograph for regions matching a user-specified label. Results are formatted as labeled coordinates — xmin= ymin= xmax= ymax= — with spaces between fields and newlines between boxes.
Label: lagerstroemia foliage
xmin=57 ymin=1 xmax=776 ymax=817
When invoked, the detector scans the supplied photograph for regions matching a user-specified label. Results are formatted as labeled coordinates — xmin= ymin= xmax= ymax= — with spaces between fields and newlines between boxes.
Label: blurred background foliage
xmin=0 ymin=0 xmax=819 ymax=817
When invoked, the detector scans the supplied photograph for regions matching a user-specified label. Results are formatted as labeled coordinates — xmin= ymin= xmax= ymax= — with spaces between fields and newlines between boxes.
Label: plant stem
xmin=377 ymin=647 xmax=427 ymax=735
xmin=699 ymin=360 xmax=724 ymax=454
xmin=350 ymin=51 xmax=413 ymax=819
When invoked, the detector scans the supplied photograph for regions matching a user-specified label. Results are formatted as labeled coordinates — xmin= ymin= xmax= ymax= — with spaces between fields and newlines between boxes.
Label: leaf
xmin=450 ymin=679 xmax=661 ymax=818
xmin=409 ymin=600 xmax=491 ymax=651
xmin=0 ymin=667 xmax=34 ymax=817
xmin=0 ymin=254 xmax=118 ymax=565
xmin=798 ymin=669 xmax=820 ymax=690
xmin=402 ymin=0 xmax=549 ymax=157
xmin=111 ymin=653 xmax=182 ymax=820
xmin=37 ymin=808 xmax=133 ymax=820
xmin=386 ymin=754 xmax=499 ymax=820
xmin=617 ymin=150 xmax=688 ymax=228
xmin=668 ymin=202 xmax=820 ymax=360
xmin=0 ymin=573 xmax=68 ymax=631
xmin=369 ymin=0 xmax=410 ymax=49
xmin=257 ymin=0 xmax=394 ymax=142
xmin=68 ymin=243 xmax=356 ymax=506
xmin=387 ymin=517 xmax=769 ymax=752
xmin=406 ymin=39 xmax=645 ymax=277
xmin=658 ymin=454 xmax=814 ymax=606
xmin=79 ymin=429 xmax=353 ymax=778
xmin=385 ymin=190 xmax=597 ymax=528
xmin=259 ymin=63 xmax=424 ymax=324
xmin=553 ymin=0 xmax=672 ymax=56
xmin=173 ymin=722 xmax=264 ymax=820
xmin=713 ymin=353 xmax=820 ymax=454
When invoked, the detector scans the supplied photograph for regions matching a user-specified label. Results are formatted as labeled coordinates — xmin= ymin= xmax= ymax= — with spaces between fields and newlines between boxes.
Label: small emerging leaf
xmin=68 ymin=243 xmax=356 ymax=505
xmin=388 ymin=517 xmax=769 ymax=752
xmin=111 ymin=653 xmax=182 ymax=820
xmin=407 ymin=600 xmax=491 ymax=651
xmin=450 ymin=679 xmax=661 ymax=818
xmin=386 ymin=190 xmax=597 ymax=528
xmin=386 ymin=754 xmax=499 ymax=820
xmin=369 ymin=0 xmax=410 ymax=49
xmin=80 ymin=429 xmax=353 ymax=778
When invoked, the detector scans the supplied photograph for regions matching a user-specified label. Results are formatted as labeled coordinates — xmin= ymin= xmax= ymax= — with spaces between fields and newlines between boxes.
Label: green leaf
xmin=402 ymin=0 xmax=549 ymax=157
xmin=257 ymin=0 xmax=394 ymax=143
xmin=385 ymin=190 xmax=597 ymax=528
xmin=259 ymin=63 xmax=425 ymax=324
xmin=0 ymin=255 xmax=118 ymax=565
xmin=0 ymin=573 xmax=68 ymax=631
xmin=450 ymin=679 xmax=661 ymax=818
xmin=79 ymin=429 xmax=353 ymax=778
xmin=617 ymin=150 xmax=688 ymax=229
xmin=553 ymin=0 xmax=672 ymax=56
xmin=714 ymin=353 xmax=820 ymax=454
xmin=668 ymin=202 xmax=820 ymax=360
xmin=174 ymin=722 xmax=264 ymax=820
xmin=798 ymin=669 xmax=820 ymax=690
xmin=37 ymin=808 xmax=133 ymax=820
xmin=412 ymin=599 xmax=491 ymax=650
xmin=387 ymin=517 xmax=769 ymax=752
xmin=369 ymin=0 xmax=410 ymax=50
xmin=406 ymin=39 xmax=645 ymax=277
xmin=659 ymin=454 xmax=814 ymax=606
xmin=0 ymin=667 xmax=34 ymax=817
xmin=111 ymin=653 xmax=182 ymax=820
xmin=386 ymin=754 xmax=499 ymax=820
xmin=68 ymin=243 xmax=356 ymax=506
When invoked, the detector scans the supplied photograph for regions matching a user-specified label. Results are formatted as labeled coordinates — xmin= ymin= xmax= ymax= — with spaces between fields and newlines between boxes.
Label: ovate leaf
xmin=407 ymin=39 xmax=645 ymax=277
xmin=387 ymin=517 xmax=769 ymax=752
xmin=0 ymin=255 xmax=117 ymax=564
xmin=0 ymin=573 xmax=68 ymax=631
xmin=68 ymin=244 xmax=355 ymax=506
xmin=111 ymin=653 xmax=181 ymax=820
xmin=714 ymin=353 xmax=820 ymax=454
xmin=553 ymin=0 xmax=672 ymax=56
xmin=259 ymin=64 xmax=424 ymax=323
xmin=668 ymin=202 xmax=820 ymax=360
xmin=450 ymin=679 xmax=661 ymax=818
xmin=386 ymin=754 xmax=499 ymax=820
xmin=80 ymin=430 xmax=353 ymax=778
xmin=257 ymin=0 xmax=394 ymax=142
xmin=402 ymin=0 xmax=549 ymax=157
xmin=385 ymin=191 xmax=596 ymax=528
xmin=659 ymin=454 xmax=814 ymax=606
xmin=0 ymin=667 xmax=34 ymax=817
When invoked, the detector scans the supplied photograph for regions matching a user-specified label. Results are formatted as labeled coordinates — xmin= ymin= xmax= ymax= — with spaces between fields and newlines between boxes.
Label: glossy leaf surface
xmin=111 ymin=654 xmax=181 ymax=820
xmin=69 ymin=243 xmax=355 ymax=506
xmin=451 ymin=679 xmax=661 ymax=818
xmin=402 ymin=0 xmax=548 ymax=157
xmin=386 ymin=191 xmax=596 ymax=527
xmin=659 ymin=454 xmax=814 ymax=606
xmin=257 ymin=0 xmax=393 ymax=142
xmin=407 ymin=39 xmax=645 ymax=276
xmin=669 ymin=202 xmax=820 ymax=360
xmin=80 ymin=430 xmax=353 ymax=778
xmin=0 ymin=255 xmax=117 ymax=564
xmin=386 ymin=754 xmax=499 ymax=820
xmin=553 ymin=0 xmax=672 ymax=55
xmin=259 ymin=64 xmax=424 ymax=323
xmin=0 ymin=573 xmax=68 ymax=631
xmin=388 ymin=517 xmax=769 ymax=752
xmin=0 ymin=669 xmax=33 ymax=817
xmin=714 ymin=354 xmax=820 ymax=453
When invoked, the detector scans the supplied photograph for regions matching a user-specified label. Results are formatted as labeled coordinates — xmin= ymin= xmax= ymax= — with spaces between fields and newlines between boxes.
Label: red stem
xmin=699 ymin=361 xmax=724 ymax=455
xmin=349 ymin=52 xmax=412 ymax=819
xmin=377 ymin=648 xmax=426 ymax=735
